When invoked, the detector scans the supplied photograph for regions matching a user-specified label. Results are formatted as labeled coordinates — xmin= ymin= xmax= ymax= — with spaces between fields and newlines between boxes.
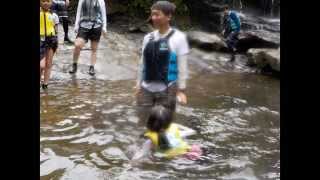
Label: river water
xmin=40 ymin=22 xmax=279 ymax=180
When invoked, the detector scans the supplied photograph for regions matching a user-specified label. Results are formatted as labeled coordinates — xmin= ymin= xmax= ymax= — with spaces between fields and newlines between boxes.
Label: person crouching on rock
xmin=222 ymin=4 xmax=241 ymax=61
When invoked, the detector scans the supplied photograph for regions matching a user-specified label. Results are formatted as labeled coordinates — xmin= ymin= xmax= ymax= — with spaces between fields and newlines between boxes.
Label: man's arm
xmin=176 ymin=33 xmax=190 ymax=104
xmin=136 ymin=56 xmax=143 ymax=88
xmin=53 ymin=13 xmax=59 ymax=35
xmin=136 ymin=35 xmax=149 ymax=89
xmin=74 ymin=0 xmax=84 ymax=33
xmin=177 ymin=54 xmax=188 ymax=90
xmin=99 ymin=0 xmax=107 ymax=33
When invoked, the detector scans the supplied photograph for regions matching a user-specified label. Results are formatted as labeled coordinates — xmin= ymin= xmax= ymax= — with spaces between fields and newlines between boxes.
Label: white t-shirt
xmin=137 ymin=27 xmax=189 ymax=91
xmin=52 ymin=13 xmax=60 ymax=25
xmin=142 ymin=28 xmax=189 ymax=57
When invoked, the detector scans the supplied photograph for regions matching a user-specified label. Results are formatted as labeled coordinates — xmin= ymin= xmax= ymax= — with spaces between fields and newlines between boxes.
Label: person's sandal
xmin=64 ymin=37 xmax=74 ymax=45
xmin=88 ymin=65 xmax=95 ymax=76
xmin=69 ymin=63 xmax=78 ymax=74
xmin=42 ymin=84 xmax=48 ymax=90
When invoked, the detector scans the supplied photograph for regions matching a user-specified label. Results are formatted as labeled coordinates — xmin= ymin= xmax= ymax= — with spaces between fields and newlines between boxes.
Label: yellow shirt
xmin=144 ymin=123 xmax=191 ymax=158
xmin=40 ymin=10 xmax=58 ymax=37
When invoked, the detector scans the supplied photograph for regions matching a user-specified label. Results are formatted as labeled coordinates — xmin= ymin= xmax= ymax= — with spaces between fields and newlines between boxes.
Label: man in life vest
xmin=135 ymin=1 xmax=190 ymax=124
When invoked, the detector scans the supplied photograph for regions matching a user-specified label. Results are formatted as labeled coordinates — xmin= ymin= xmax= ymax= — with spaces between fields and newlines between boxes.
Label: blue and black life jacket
xmin=143 ymin=30 xmax=178 ymax=84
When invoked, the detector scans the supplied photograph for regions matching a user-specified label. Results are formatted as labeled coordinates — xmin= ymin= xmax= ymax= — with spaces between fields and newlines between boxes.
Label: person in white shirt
xmin=69 ymin=0 xmax=107 ymax=76
xmin=135 ymin=1 xmax=190 ymax=123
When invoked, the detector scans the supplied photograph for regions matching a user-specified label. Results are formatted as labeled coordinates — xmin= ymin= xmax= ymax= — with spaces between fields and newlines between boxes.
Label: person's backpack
xmin=229 ymin=11 xmax=241 ymax=31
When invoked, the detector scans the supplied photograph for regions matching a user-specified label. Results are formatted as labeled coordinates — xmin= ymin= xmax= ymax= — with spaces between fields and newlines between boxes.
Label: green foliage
xmin=128 ymin=0 xmax=189 ymax=17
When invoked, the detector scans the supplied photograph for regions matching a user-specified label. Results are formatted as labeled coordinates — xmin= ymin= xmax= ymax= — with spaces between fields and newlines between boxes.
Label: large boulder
xmin=186 ymin=30 xmax=279 ymax=54
xmin=187 ymin=31 xmax=228 ymax=52
xmin=240 ymin=13 xmax=280 ymax=32
xmin=247 ymin=48 xmax=280 ymax=72
xmin=237 ymin=30 xmax=280 ymax=52
xmin=128 ymin=20 xmax=153 ymax=33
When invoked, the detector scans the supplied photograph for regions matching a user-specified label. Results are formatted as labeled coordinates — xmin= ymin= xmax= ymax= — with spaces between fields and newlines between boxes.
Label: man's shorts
xmin=77 ymin=27 xmax=102 ymax=42
xmin=136 ymin=83 xmax=178 ymax=125
xmin=40 ymin=36 xmax=58 ymax=61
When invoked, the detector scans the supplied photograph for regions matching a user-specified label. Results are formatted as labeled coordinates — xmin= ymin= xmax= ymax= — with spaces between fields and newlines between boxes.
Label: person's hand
xmin=66 ymin=0 xmax=70 ymax=7
xmin=221 ymin=30 xmax=225 ymax=36
xmin=177 ymin=90 xmax=187 ymax=105
xmin=102 ymin=30 xmax=107 ymax=39
xmin=134 ymin=85 xmax=141 ymax=96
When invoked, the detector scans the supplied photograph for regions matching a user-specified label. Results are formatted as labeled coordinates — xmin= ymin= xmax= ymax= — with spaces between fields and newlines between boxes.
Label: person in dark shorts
xmin=135 ymin=1 xmax=190 ymax=125
xmin=51 ymin=0 xmax=73 ymax=44
xmin=69 ymin=0 xmax=107 ymax=76
xmin=40 ymin=0 xmax=59 ymax=89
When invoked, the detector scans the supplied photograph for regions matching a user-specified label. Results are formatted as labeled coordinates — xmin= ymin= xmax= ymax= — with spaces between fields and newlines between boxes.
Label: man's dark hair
xmin=151 ymin=1 xmax=176 ymax=16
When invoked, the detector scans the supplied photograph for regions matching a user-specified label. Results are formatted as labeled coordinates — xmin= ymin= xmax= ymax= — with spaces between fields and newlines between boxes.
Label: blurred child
xmin=132 ymin=105 xmax=202 ymax=161
xmin=40 ymin=0 xmax=59 ymax=89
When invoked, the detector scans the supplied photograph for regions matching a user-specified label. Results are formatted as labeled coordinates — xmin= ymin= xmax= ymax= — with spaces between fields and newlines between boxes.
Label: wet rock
xmin=187 ymin=31 xmax=228 ymax=52
xmin=128 ymin=21 xmax=153 ymax=33
xmin=237 ymin=30 xmax=279 ymax=52
xmin=187 ymin=29 xmax=279 ymax=54
xmin=129 ymin=19 xmax=153 ymax=33
xmin=247 ymin=48 xmax=280 ymax=72
xmin=188 ymin=48 xmax=255 ymax=74
xmin=240 ymin=14 xmax=280 ymax=32
xmin=185 ymin=1 xmax=225 ymax=32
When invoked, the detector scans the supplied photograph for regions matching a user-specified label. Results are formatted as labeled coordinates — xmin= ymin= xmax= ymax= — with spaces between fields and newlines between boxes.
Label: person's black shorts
xmin=77 ymin=27 xmax=102 ymax=42
xmin=40 ymin=36 xmax=58 ymax=61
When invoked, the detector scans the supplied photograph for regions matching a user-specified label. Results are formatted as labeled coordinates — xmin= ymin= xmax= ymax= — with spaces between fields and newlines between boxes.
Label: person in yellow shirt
xmin=132 ymin=105 xmax=202 ymax=161
xmin=40 ymin=0 xmax=59 ymax=90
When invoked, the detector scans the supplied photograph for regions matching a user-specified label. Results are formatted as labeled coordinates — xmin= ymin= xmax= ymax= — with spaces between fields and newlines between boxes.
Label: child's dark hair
xmin=223 ymin=4 xmax=230 ymax=11
xmin=147 ymin=105 xmax=173 ymax=150
xmin=151 ymin=1 xmax=176 ymax=16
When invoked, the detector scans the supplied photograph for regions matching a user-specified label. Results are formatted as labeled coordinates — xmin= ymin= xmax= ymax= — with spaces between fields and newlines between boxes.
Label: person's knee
xmin=45 ymin=60 xmax=53 ymax=69
xmin=74 ymin=40 xmax=84 ymax=50
xmin=40 ymin=60 xmax=45 ymax=69
xmin=91 ymin=48 xmax=97 ymax=54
